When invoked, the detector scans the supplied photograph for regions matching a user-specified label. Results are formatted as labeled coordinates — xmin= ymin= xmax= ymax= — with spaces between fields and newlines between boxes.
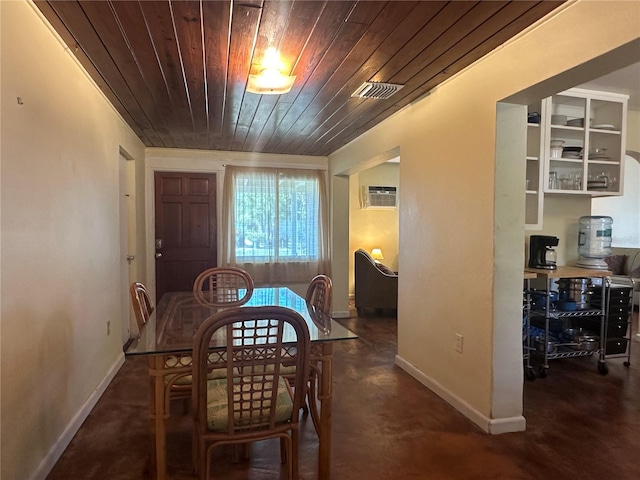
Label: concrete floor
xmin=46 ymin=312 xmax=640 ymax=480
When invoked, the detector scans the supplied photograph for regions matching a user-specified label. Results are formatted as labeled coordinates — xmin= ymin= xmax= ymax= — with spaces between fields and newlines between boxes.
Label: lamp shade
xmin=370 ymin=248 xmax=384 ymax=260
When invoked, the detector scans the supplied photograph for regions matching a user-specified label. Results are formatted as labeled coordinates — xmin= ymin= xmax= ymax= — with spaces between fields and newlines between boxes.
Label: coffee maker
xmin=528 ymin=235 xmax=559 ymax=269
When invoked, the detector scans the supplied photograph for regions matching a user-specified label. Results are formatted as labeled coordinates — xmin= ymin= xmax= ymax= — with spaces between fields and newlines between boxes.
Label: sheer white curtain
xmin=221 ymin=166 xmax=330 ymax=284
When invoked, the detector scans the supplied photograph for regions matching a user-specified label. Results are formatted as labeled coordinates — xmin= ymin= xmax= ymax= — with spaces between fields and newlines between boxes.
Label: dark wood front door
xmin=154 ymin=172 xmax=217 ymax=301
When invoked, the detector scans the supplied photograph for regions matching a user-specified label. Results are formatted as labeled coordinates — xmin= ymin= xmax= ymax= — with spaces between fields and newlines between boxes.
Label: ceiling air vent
xmin=351 ymin=81 xmax=404 ymax=100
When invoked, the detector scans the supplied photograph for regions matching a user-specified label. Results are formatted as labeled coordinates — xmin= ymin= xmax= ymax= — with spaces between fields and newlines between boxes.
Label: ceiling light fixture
xmin=247 ymin=47 xmax=296 ymax=95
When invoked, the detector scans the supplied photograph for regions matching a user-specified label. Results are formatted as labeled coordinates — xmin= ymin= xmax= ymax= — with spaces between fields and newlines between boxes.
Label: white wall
xmin=592 ymin=109 xmax=640 ymax=247
xmin=349 ymin=162 xmax=399 ymax=295
xmin=329 ymin=1 xmax=640 ymax=433
xmin=627 ymin=109 xmax=640 ymax=153
xmin=0 ymin=2 xmax=145 ymax=478
xmin=591 ymin=155 xmax=640 ymax=247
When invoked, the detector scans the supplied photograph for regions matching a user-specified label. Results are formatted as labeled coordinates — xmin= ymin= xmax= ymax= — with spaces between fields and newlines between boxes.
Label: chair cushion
xmin=168 ymin=370 xmax=226 ymax=386
xmin=164 ymin=355 xmax=192 ymax=368
xmin=164 ymin=355 xmax=227 ymax=386
xmin=279 ymin=364 xmax=296 ymax=375
xmin=206 ymin=376 xmax=293 ymax=432
xmin=242 ymin=363 xmax=296 ymax=375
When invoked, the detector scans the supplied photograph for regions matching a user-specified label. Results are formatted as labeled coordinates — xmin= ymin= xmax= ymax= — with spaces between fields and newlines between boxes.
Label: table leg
xmin=148 ymin=355 xmax=169 ymax=480
xmin=318 ymin=343 xmax=333 ymax=480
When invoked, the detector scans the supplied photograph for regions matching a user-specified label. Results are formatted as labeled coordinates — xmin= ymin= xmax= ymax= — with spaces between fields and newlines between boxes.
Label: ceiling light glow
xmin=247 ymin=48 xmax=296 ymax=95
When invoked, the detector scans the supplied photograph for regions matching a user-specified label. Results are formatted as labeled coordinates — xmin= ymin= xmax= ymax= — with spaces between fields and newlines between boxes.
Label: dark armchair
xmin=354 ymin=249 xmax=398 ymax=316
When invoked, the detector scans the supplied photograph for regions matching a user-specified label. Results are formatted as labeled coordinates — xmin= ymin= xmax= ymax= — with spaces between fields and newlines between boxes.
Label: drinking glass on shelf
xmin=549 ymin=171 xmax=558 ymax=189
xmin=572 ymin=172 xmax=582 ymax=190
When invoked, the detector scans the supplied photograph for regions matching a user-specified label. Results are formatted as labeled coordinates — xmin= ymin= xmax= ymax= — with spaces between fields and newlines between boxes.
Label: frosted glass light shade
xmin=247 ymin=68 xmax=296 ymax=95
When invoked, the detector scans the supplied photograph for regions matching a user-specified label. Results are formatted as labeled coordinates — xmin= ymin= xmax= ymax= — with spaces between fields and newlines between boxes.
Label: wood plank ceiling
xmin=35 ymin=1 xmax=565 ymax=156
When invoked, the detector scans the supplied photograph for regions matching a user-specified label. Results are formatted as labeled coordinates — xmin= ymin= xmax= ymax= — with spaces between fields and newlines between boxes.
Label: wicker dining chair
xmin=129 ymin=282 xmax=154 ymax=335
xmin=305 ymin=274 xmax=332 ymax=314
xmin=304 ymin=275 xmax=332 ymax=432
xmin=192 ymin=267 xmax=255 ymax=307
xmin=191 ymin=306 xmax=310 ymax=480
xmin=175 ymin=265 xmax=256 ymax=406
xmin=130 ymin=282 xmax=198 ymax=411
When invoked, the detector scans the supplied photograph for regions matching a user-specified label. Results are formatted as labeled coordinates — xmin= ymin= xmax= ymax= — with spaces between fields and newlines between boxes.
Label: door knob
xmin=155 ymin=252 xmax=163 ymax=259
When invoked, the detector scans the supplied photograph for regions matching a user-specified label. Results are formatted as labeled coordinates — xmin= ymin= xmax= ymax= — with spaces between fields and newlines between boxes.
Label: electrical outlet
xmin=107 ymin=320 xmax=111 ymax=336
xmin=455 ymin=333 xmax=463 ymax=353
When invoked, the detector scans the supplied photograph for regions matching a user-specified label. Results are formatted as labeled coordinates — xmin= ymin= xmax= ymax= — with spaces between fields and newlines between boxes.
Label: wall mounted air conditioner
xmin=361 ymin=185 xmax=397 ymax=209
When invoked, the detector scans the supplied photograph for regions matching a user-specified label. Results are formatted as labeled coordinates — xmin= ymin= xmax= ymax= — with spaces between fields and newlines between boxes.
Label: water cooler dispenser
xmin=576 ymin=215 xmax=613 ymax=269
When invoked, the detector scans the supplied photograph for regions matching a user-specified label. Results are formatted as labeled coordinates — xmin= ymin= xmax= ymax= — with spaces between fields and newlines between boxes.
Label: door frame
xmin=119 ymin=149 xmax=137 ymax=345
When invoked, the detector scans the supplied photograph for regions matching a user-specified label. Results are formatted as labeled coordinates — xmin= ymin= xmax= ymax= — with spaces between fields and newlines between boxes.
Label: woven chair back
xmin=305 ymin=275 xmax=332 ymax=314
xmin=130 ymin=282 xmax=154 ymax=332
xmin=192 ymin=267 xmax=255 ymax=307
xmin=191 ymin=306 xmax=310 ymax=479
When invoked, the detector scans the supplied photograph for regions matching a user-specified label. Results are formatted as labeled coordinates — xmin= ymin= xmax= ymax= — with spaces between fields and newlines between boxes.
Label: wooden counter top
xmin=524 ymin=265 xmax=612 ymax=279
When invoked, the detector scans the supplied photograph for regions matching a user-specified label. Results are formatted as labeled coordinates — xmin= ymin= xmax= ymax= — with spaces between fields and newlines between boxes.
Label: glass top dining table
xmin=125 ymin=286 xmax=357 ymax=480
xmin=126 ymin=287 xmax=357 ymax=355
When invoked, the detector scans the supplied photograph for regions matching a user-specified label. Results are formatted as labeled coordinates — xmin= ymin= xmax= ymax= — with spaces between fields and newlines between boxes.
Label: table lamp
xmin=371 ymin=248 xmax=384 ymax=262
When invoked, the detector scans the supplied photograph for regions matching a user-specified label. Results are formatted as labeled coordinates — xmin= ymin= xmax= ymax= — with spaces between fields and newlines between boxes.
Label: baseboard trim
xmin=394 ymin=354 xmax=526 ymax=434
xmin=30 ymin=353 xmax=126 ymax=480
xmin=331 ymin=310 xmax=351 ymax=319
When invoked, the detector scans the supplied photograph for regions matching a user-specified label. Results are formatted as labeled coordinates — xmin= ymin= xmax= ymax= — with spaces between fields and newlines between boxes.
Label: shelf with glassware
xmin=525 ymin=102 xmax=545 ymax=230
xmin=542 ymin=88 xmax=628 ymax=196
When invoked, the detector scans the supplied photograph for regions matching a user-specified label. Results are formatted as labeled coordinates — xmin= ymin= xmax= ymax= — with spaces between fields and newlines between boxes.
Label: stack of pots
xmin=557 ymin=278 xmax=592 ymax=310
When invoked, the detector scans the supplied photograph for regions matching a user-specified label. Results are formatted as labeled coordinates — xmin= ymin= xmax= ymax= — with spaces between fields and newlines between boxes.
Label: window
xmin=234 ymin=169 xmax=319 ymax=260
xmin=221 ymin=166 xmax=329 ymax=283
